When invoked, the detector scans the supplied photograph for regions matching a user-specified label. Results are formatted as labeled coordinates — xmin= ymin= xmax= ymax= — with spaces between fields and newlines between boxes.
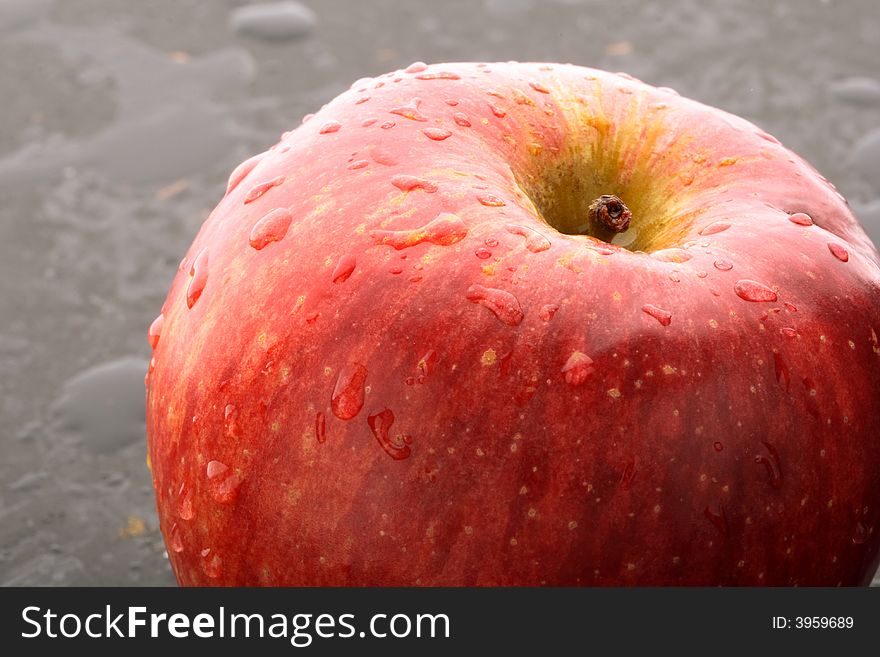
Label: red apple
xmin=146 ymin=62 xmax=880 ymax=586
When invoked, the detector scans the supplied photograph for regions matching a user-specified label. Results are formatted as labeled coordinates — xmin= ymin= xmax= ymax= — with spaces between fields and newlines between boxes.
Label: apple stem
xmin=588 ymin=195 xmax=632 ymax=234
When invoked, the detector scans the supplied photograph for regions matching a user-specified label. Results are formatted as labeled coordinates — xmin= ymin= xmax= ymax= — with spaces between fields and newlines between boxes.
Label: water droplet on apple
xmin=754 ymin=441 xmax=783 ymax=489
xmin=475 ymin=247 xmax=492 ymax=259
xmin=249 ymin=207 xmax=294 ymax=250
xmin=370 ymin=212 xmax=468 ymax=249
xmin=466 ymin=284 xmax=524 ymax=326
xmin=539 ymin=303 xmax=559 ymax=321
xmin=485 ymin=237 xmax=499 ymax=248
xmin=642 ymin=303 xmax=672 ymax=326
xmin=169 ymin=523 xmax=184 ymax=553
xmin=348 ymin=159 xmax=369 ymax=170
xmin=780 ymin=327 xmax=797 ymax=338
xmin=488 ymin=102 xmax=507 ymax=118
xmin=734 ymin=279 xmax=777 ymax=303
xmin=390 ymin=98 xmax=428 ymax=122
xmin=505 ymin=223 xmax=551 ymax=252
xmin=366 ymin=146 xmax=396 ymax=166
xmin=713 ymin=259 xmax=733 ymax=271
xmin=783 ymin=302 xmax=798 ymax=312
xmin=704 ymin=505 xmax=728 ymax=535
xmin=405 ymin=61 xmax=428 ymax=73
xmin=651 ymin=248 xmax=692 ymax=263
xmin=380 ymin=121 xmax=395 ymax=130
xmin=668 ymin=271 xmax=681 ymax=283
xmin=423 ymin=127 xmax=452 ymax=141
xmin=391 ymin=175 xmax=438 ymax=193
xmin=699 ymin=221 xmax=731 ymax=235
xmin=561 ymin=351 xmax=594 ymax=386
xmin=713 ymin=442 xmax=724 ymax=452
xmin=332 ymin=254 xmax=357 ymax=283
xmin=224 ymin=404 xmax=241 ymax=438
xmin=454 ymin=112 xmax=471 ymax=127
xmin=331 ymin=363 xmax=368 ymax=420
xmin=852 ymin=521 xmax=868 ymax=545
xmin=148 ymin=313 xmax=164 ymax=349
xmin=415 ymin=71 xmax=461 ymax=80
xmin=177 ymin=484 xmax=194 ymax=520
xmin=244 ymin=175 xmax=285 ymax=204
xmin=355 ymin=96 xmax=370 ymax=105
xmin=225 ymin=151 xmax=267 ymax=196
xmin=417 ymin=350 xmax=438 ymax=378
xmin=773 ymin=352 xmax=791 ymax=391
xmin=186 ymin=248 xmax=210 ymax=308
xmin=206 ymin=460 xmax=228 ymax=479
xmin=788 ymin=212 xmax=813 ymax=226
xmin=828 ymin=242 xmax=849 ymax=262
xmin=478 ymin=193 xmax=505 ymax=207
xmin=529 ymin=80 xmax=550 ymax=94
xmin=200 ymin=549 xmax=222 ymax=579
xmin=367 ymin=408 xmax=412 ymax=460
xmin=315 ymin=411 xmax=326 ymax=443
xmin=205 ymin=460 xmax=242 ymax=504
xmin=314 ymin=118 xmax=341 ymax=134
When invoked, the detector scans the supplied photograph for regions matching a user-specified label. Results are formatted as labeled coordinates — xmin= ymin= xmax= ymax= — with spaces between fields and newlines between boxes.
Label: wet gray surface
xmin=1 ymin=0 xmax=878 ymax=586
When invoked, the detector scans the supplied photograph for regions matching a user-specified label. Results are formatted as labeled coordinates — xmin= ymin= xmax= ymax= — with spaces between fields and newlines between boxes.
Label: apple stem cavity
xmin=589 ymin=195 xmax=632 ymax=234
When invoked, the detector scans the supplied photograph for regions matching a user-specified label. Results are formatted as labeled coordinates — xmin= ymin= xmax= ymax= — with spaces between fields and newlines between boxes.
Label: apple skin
xmin=146 ymin=62 xmax=880 ymax=586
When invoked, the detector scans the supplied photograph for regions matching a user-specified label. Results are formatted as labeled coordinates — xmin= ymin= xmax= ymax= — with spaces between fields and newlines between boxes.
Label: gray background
xmin=1 ymin=0 xmax=878 ymax=586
